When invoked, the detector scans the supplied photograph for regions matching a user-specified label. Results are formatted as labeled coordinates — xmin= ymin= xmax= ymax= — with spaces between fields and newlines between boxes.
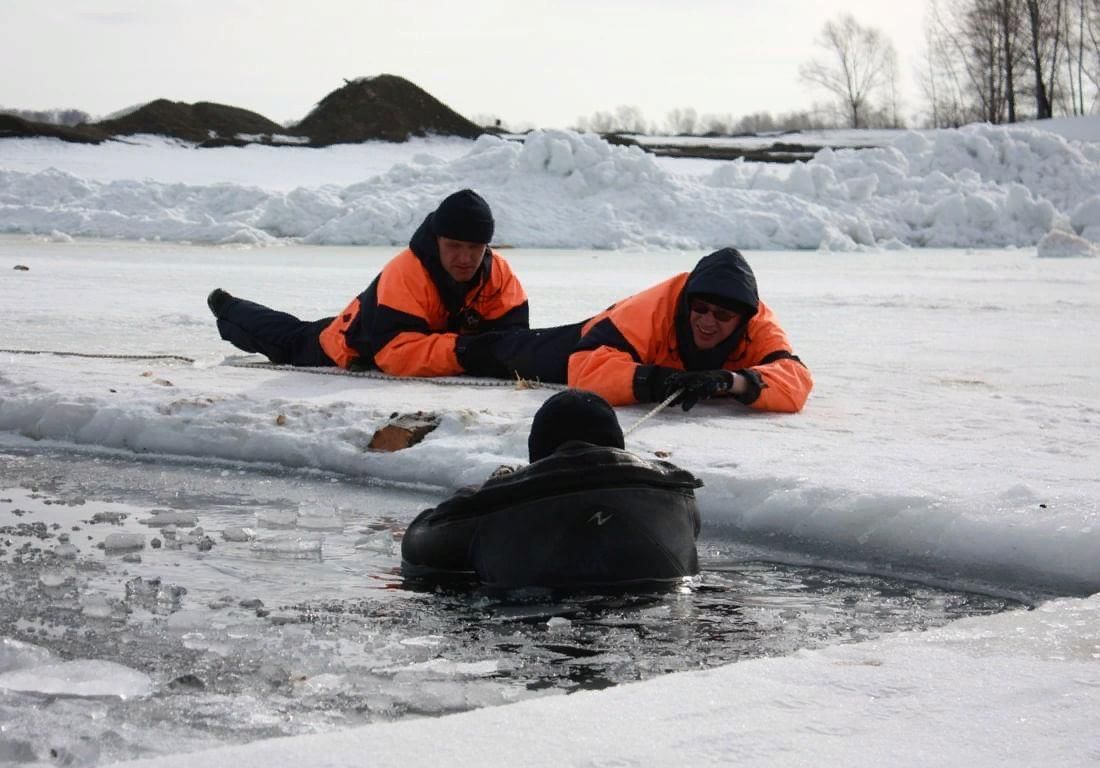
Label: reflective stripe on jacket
xmin=568 ymin=273 xmax=813 ymax=412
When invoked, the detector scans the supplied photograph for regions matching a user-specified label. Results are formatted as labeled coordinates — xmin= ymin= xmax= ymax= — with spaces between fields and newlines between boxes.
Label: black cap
xmin=430 ymin=189 xmax=494 ymax=244
xmin=528 ymin=390 xmax=625 ymax=463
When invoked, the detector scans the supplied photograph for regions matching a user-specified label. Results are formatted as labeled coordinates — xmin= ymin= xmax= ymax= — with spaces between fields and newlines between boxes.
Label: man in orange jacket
xmin=568 ymin=248 xmax=812 ymax=412
xmin=208 ymin=189 xmax=531 ymax=377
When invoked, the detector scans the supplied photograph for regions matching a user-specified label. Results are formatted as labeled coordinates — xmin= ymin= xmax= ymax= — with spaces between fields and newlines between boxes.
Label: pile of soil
xmin=3 ymin=75 xmax=486 ymax=148
xmin=88 ymin=100 xmax=285 ymax=144
xmin=0 ymin=114 xmax=108 ymax=144
xmin=294 ymin=74 xmax=483 ymax=144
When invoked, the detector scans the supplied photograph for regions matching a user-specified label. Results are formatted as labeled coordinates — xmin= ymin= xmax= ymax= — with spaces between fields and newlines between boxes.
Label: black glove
xmin=663 ymin=369 xmax=735 ymax=411
xmin=633 ymin=365 xmax=681 ymax=403
xmin=455 ymin=332 xmax=508 ymax=378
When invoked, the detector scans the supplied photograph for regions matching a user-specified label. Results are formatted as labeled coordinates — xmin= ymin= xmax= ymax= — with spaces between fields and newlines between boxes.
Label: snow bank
xmin=2 ymin=122 xmax=1099 ymax=250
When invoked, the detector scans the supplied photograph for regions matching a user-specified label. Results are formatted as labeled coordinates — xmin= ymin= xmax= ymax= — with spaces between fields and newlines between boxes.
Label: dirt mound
xmin=294 ymin=74 xmax=483 ymax=145
xmin=89 ymin=100 xmax=284 ymax=143
xmin=0 ymin=114 xmax=108 ymax=144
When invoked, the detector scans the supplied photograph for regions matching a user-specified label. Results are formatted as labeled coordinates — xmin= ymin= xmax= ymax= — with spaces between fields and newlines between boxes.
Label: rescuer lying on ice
xmin=207 ymin=189 xmax=555 ymax=378
xmin=462 ymin=247 xmax=813 ymax=412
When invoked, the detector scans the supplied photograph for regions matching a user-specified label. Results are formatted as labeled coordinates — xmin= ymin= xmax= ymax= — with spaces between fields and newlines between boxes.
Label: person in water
xmin=207 ymin=189 xmax=531 ymax=377
xmin=400 ymin=389 xmax=702 ymax=587
xmin=527 ymin=388 xmax=625 ymax=461
xmin=568 ymin=247 xmax=813 ymax=412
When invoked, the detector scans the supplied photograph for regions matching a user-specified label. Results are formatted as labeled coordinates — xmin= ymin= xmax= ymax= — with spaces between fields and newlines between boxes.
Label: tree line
xmin=920 ymin=0 xmax=1099 ymax=126
xmin=568 ymin=1 xmax=1098 ymax=135
xmin=9 ymin=3 xmax=1098 ymax=138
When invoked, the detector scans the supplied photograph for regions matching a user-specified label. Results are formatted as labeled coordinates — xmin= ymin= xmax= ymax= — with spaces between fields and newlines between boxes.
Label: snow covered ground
xmin=2 ymin=119 xmax=1099 ymax=252
xmin=1 ymin=119 xmax=1100 ymax=765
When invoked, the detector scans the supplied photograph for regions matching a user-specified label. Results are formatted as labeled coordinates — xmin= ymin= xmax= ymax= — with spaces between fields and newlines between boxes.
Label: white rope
xmin=225 ymin=360 xmax=566 ymax=390
xmin=622 ymin=388 xmax=683 ymax=438
xmin=0 ymin=348 xmax=564 ymax=391
xmin=0 ymin=348 xmax=196 ymax=363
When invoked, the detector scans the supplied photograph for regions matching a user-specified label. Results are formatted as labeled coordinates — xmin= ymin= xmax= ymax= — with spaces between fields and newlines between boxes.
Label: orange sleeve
xmin=568 ymin=276 xmax=685 ymax=405
xmin=374 ymin=331 xmax=461 ymax=377
xmin=371 ymin=251 xmax=461 ymax=377
xmin=568 ymin=345 xmax=642 ymax=406
xmin=731 ymin=302 xmax=813 ymax=412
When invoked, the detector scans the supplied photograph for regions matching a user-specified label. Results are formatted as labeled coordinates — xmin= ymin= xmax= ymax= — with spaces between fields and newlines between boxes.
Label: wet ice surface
xmin=0 ymin=441 xmax=1016 ymax=766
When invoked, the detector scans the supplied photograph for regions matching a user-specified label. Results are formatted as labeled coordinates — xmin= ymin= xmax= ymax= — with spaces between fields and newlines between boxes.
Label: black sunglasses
xmin=689 ymin=299 xmax=738 ymax=323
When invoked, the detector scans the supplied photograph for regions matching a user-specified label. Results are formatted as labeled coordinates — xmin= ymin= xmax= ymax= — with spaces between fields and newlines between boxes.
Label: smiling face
xmin=688 ymin=297 xmax=742 ymax=350
xmin=437 ymin=237 xmax=487 ymax=283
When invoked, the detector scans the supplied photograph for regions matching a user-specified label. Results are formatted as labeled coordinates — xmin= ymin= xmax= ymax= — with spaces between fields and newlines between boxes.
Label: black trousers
xmin=215 ymin=296 xmax=336 ymax=367
xmin=484 ymin=321 xmax=586 ymax=384
xmin=216 ymin=296 xmax=584 ymax=382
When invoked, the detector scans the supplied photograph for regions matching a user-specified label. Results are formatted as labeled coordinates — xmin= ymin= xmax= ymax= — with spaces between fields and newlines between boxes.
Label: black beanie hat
xmin=528 ymin=390 xmax=625 ymax=463
xmin=430 ymin=189 xmax=495 ymax=244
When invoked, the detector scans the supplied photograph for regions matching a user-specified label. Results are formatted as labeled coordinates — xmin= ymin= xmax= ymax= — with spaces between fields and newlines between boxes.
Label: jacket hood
xmin=683 ymin=247 xmax=759 ymax=315
xmin=675 ymin=247 xmax=759 ymax=370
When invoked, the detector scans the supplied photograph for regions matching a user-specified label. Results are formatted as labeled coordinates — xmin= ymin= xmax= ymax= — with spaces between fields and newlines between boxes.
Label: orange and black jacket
xmin=569 ymin=249 xmax=812 ymax=412
xmin=319 ymin=215 xmax=529 ymax=376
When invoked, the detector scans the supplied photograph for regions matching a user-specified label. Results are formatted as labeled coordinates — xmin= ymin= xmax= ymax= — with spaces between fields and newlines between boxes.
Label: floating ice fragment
xmin=0 ymin=638 xmax=54 ymax=673
xmin=297 ymin=513 xmax=344 ymax=531
xmin=547 ymin=616 xmax=572 ymax=630
xmin=80 ymin=594 xmax=117 ymax=619
xmin=141 ymin=510 xmax=198 ymax=528
xmin=250 ymin=534 xmax=323 ymax=555
xmin=221 ymin=526 xmax=256 ymax=542
xmin=103 ymin=533 xmax=144 ymax=552
xmin=354 ymin=530 xmax=397 ymax=555
xmin=0 ymin=659 xmax=153 ymax=698
xmin=400 ymin=635 xmax=448 ymax=648
xmin=256 ymin=509 xmax=298 ymax=528
xmin=91 ymin=511 xmax=127 ymax=524
xmin=53 ymin=542 xmax=79 ymax=559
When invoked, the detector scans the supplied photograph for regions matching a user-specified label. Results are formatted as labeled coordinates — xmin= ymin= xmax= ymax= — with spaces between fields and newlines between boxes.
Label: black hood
xmin=408 ymin=213 xmax=492 ymax=324
xmin=675 ymin=248 xmax=760 ymax=370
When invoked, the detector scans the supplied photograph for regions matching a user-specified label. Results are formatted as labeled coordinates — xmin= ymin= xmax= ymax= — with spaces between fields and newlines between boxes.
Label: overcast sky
xmin=3 ymin=0 xmax=930 ymax=129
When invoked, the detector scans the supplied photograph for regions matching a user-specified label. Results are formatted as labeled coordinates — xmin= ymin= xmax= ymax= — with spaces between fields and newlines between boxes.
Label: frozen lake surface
xmin=1 ymin=234 xmax=1098 ymax=766
xmin=0 ymin=440 xmax=1014 ymax=765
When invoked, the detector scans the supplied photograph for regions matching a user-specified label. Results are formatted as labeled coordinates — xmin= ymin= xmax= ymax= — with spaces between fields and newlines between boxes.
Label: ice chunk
xmin=1037 ymin=229 xmax=1098 ymax=258
xmin=353 ymin=530 xmax=397 ymax=555
xmin=103 ymin=533 xmax=144 ymax=552
xmin=250 ymin=534 xmax=323 ymax=555
xmin=141 ymin=510 xmax=198 ymax=528
xmin=297 ymin=513 xmax=344 ymax=531
xmin=80 ymin=594 xmax=117 ymax=619
xmin=0 ymin=638 xmax=54 ymax=673
xmin=0 ymin=659 xmax=153 ymax=698
xmin=221 ymin=526 xmax=256 ymax=542
xmin=255 ymin=509 xmax=297 ymax=528
xmin=53 ymin=541 xmax=79 ymax=559
xmin=91 ymin=511 xmax=127 ymax=524
xmin=39 ymin=569 xmax=74 ymax=588
xmin=547 ymin=616 xmax=572 ymax=631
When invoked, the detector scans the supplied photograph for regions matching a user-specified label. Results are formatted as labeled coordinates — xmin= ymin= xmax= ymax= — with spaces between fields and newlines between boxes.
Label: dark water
xmin=0 ymin=442 xmax=1016 ymax=765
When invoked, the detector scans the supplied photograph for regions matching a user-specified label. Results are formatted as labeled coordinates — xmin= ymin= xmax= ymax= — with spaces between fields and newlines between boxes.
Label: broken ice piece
xmin=103 ymin=533 xmax=145 ymax=552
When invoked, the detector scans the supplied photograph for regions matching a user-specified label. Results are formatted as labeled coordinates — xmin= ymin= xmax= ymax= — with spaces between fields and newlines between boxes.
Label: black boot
xmin=207 ymin=289 xmax=233 ymax=319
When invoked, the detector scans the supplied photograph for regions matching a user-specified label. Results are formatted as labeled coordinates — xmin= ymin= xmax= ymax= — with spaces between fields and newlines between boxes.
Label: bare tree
xmin=665 ymin=107 xmax=698 ymax=135
xmin=923 ymin=0 xmax=1028 ymax=123
xmin=1088 ymin=0 xmax=1100 ymax=107
xmin=614 ymin=105 xmax=648 ymax=134
xmin=1024 ymin=0 xmax=1065 ymax=118
xmin=800 ymin=14 xmax=899 ymax=128
xmin=919 ymin=4 xmax=972 ymax=126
